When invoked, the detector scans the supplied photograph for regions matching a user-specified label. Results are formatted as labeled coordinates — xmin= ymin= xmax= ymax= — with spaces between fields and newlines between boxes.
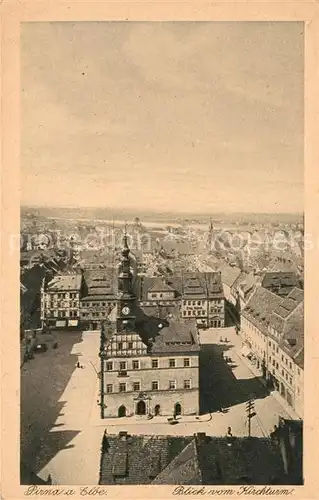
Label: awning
xmin=68 ymin=320 xmax=78 ymax=327
xmin=241 ymin=346 xmax=251 ymax=357
xmin=56 ymin=320 xmax=66 ymax=327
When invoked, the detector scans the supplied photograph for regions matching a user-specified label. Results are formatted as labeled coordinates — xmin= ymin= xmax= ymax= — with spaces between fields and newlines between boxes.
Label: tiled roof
xmin=100 ymin=434 xmax=193 ymax=485
xmin=204 ymin=272 xmax=224 ymax=296
xmin=83 ymin=269 xmax=118 ymax=296
xmin=261 ymin=272 xmax=302 ymax=297
xmin=197 ymin=437 xmax=285 ymax=485
xmin=100 ymin=434 xmax=290 ymax=485
xmin=150 ymin=319 xmax=200 ymax=353
xmin=152 ymin=440 xmax=202 ymax=485
xmin=272 ymin=287 xmax=303 ymax=320
xmin=46 ymin=273 xmax=82 ymax=291
xmin=242 ymin=287 xmax=283 ymax=333
xmin=148 ymin=277 xmax=175 ymax=293
xmin=137 ymin=276 xmax=181 ymax=301
xmin=183 ymin=272 xmax=207 ymax=298
xmin=138 ymin=304 xmax=181 ymax=321
xmin=221 ymin=265 xmax=242 ymax=288
xmin=279 ymin=302 xmax=304 ymax=368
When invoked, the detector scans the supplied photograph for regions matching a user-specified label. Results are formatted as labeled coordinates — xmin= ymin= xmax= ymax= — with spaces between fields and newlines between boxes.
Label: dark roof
xmin=100 ymin=434 xmax=290 ymax=485
xmin=150 ymin=319 xmax=200 ymax=354
xmin=205 ymin=272 xmax=224 ymax=296
xmin=152 ymin=440 xmax=202 ymax=484
xmin=183 ymin=273 xmax=207 ymax=298
xmin=197 ymin=437 xmax=286 ymax=485
xmin=100 ymin=434 xmax=192 ymax=485
xmin=261 ymin=272 xmax=302 ymax=297
xmin=83 ymin=269 xmax=118 ymax=297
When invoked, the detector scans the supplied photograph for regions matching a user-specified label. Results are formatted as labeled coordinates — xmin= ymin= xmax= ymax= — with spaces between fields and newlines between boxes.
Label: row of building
xmin=40 ymin=268 xmax=225 ymax=330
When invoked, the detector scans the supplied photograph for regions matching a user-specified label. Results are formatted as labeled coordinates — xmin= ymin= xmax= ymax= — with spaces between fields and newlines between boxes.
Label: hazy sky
xmin=21 ymin=22 xmax=304 ymax=213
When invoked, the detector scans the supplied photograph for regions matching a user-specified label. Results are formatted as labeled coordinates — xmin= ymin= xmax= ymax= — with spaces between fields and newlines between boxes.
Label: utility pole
xmin=246 ymin=399 xmax=256 ymax=437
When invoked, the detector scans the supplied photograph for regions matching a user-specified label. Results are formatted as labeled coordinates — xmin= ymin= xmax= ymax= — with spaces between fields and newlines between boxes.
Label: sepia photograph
xmin=19 ymin=20 xmax=304 ymax=487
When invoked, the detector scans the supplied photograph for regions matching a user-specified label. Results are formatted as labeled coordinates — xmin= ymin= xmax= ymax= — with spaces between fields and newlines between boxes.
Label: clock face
xmin=122 ymin=306 xmax=130 ymax=316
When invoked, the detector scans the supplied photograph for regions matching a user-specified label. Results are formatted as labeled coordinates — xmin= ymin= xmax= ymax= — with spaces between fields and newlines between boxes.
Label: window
xmin=197 ymin=301 xmax=201 ymax=306
xmin=152 ymin=359 xmax=158 ymax=369
xmin=106 ymin=384 xmax=113 ymax=393
xmin=276 ymin=347 xmax=279 ymax=353
xmin=118 ymin=342 xmax=123 ymax=350
xmin=289 ymin=362 xmax=292 ymax=370
xmin=268 ymin=341 xmax=271 ymax=347
xmin=120 ymin=361 xmax=127 ymax=371
xmin=119 ymin=383 xmax=126 ymax=392
xmin=133 ymin=382 xmax=140 ymax=391
xmin=152 ymin=381 xmax=159 ymax=391
xmin=285 ymin=373 xmax=288 ymax=381
xmin=132 ymin=360 xmax=139 ymax=370
xmin=276 ymin=362 xmax=279 ymax=370
xmin=289 ymin=377 xmax=292 ymax=385
xmin=102 ymin=302 xmax=106 ymax=306
xmin=184 ymin=358 xmax=190 ymax=367
xmin=106 ymin=362 xmax=113 ymax=371
xmin=128 ymin=342 xmax=133 ymax=349
xmin=282 ymin=369 xmax=284 ymax=376
xmin=285 ymin=359 xmax=288 ymax=365
xmin=169 ymin=380 xmax=176 ymax=390
xmin=281 ymin=355 xmax=284 ymax=362
xmin=184 ymin=379 xmax=191 ymax=389
xmin=169 ymin=359 xmax=176 ymax=368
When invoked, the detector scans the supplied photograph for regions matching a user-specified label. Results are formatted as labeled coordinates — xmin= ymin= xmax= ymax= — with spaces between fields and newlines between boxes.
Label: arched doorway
xmin=174 ymin=403 xmax=182 ymax=416
xmin=136 ymin=400 xmax=146 ymax=415
xmin=118 ymin=405 xmax=126 ymax=418
xmin=154 ymin=404 xmax=160 ymax=416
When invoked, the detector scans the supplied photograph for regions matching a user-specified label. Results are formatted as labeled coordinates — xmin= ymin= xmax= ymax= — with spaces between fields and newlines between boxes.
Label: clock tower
xmin=116 ymin=230 xmax=136 ymax=332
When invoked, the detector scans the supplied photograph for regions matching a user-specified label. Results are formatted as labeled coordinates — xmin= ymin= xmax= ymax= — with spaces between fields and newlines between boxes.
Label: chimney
xmin=118 ymin=431 xmax=128 ymax=440
xmin=194 ymin=432 xmax=207 ymax=445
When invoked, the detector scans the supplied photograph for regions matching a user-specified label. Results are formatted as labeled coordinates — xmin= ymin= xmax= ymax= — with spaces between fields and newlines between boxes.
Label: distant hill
xmin=21 ymin=205 xmax=303 ymax=225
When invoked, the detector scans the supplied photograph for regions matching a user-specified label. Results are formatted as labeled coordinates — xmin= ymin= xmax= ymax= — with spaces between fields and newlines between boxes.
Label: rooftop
xmin=150 ymin=319 xmax=200 ymax=354
xmin=261 ymin=272 xmax=302 ymax=297
xmin=242 ymin=287 xmax=283 ymax=332
xmin=46 ymin=274 xmax=82 ymax=291
xmin=221 ymin=265 xmax=242 ymax=288
xmin=99 ymin=433 xmax=292 ymax=485
xmin=83 ymin=269 xmax=118 ymax=297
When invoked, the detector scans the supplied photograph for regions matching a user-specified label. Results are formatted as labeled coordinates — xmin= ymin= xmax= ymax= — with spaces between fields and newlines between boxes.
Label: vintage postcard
xmin=1 ymin=1 xmax=319 ymax=499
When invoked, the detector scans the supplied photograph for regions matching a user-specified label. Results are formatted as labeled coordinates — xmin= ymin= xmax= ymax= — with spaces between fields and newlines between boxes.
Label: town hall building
xmin=99 ymin=234 xmax=200 ymax=418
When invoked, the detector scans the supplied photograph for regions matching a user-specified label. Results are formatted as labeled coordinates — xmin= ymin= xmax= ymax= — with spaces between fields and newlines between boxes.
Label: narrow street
xmin=199 ymin=326 xmax=297 ymax=436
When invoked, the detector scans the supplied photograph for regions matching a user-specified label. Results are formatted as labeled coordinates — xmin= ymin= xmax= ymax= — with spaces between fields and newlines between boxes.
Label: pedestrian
xmin=76 ymin=361 xmax=80 ymax=368
xmin=227 ymin=426 xmax=232 ymax=437
xmin=47 ymin=474 xmax=52 ymax=485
